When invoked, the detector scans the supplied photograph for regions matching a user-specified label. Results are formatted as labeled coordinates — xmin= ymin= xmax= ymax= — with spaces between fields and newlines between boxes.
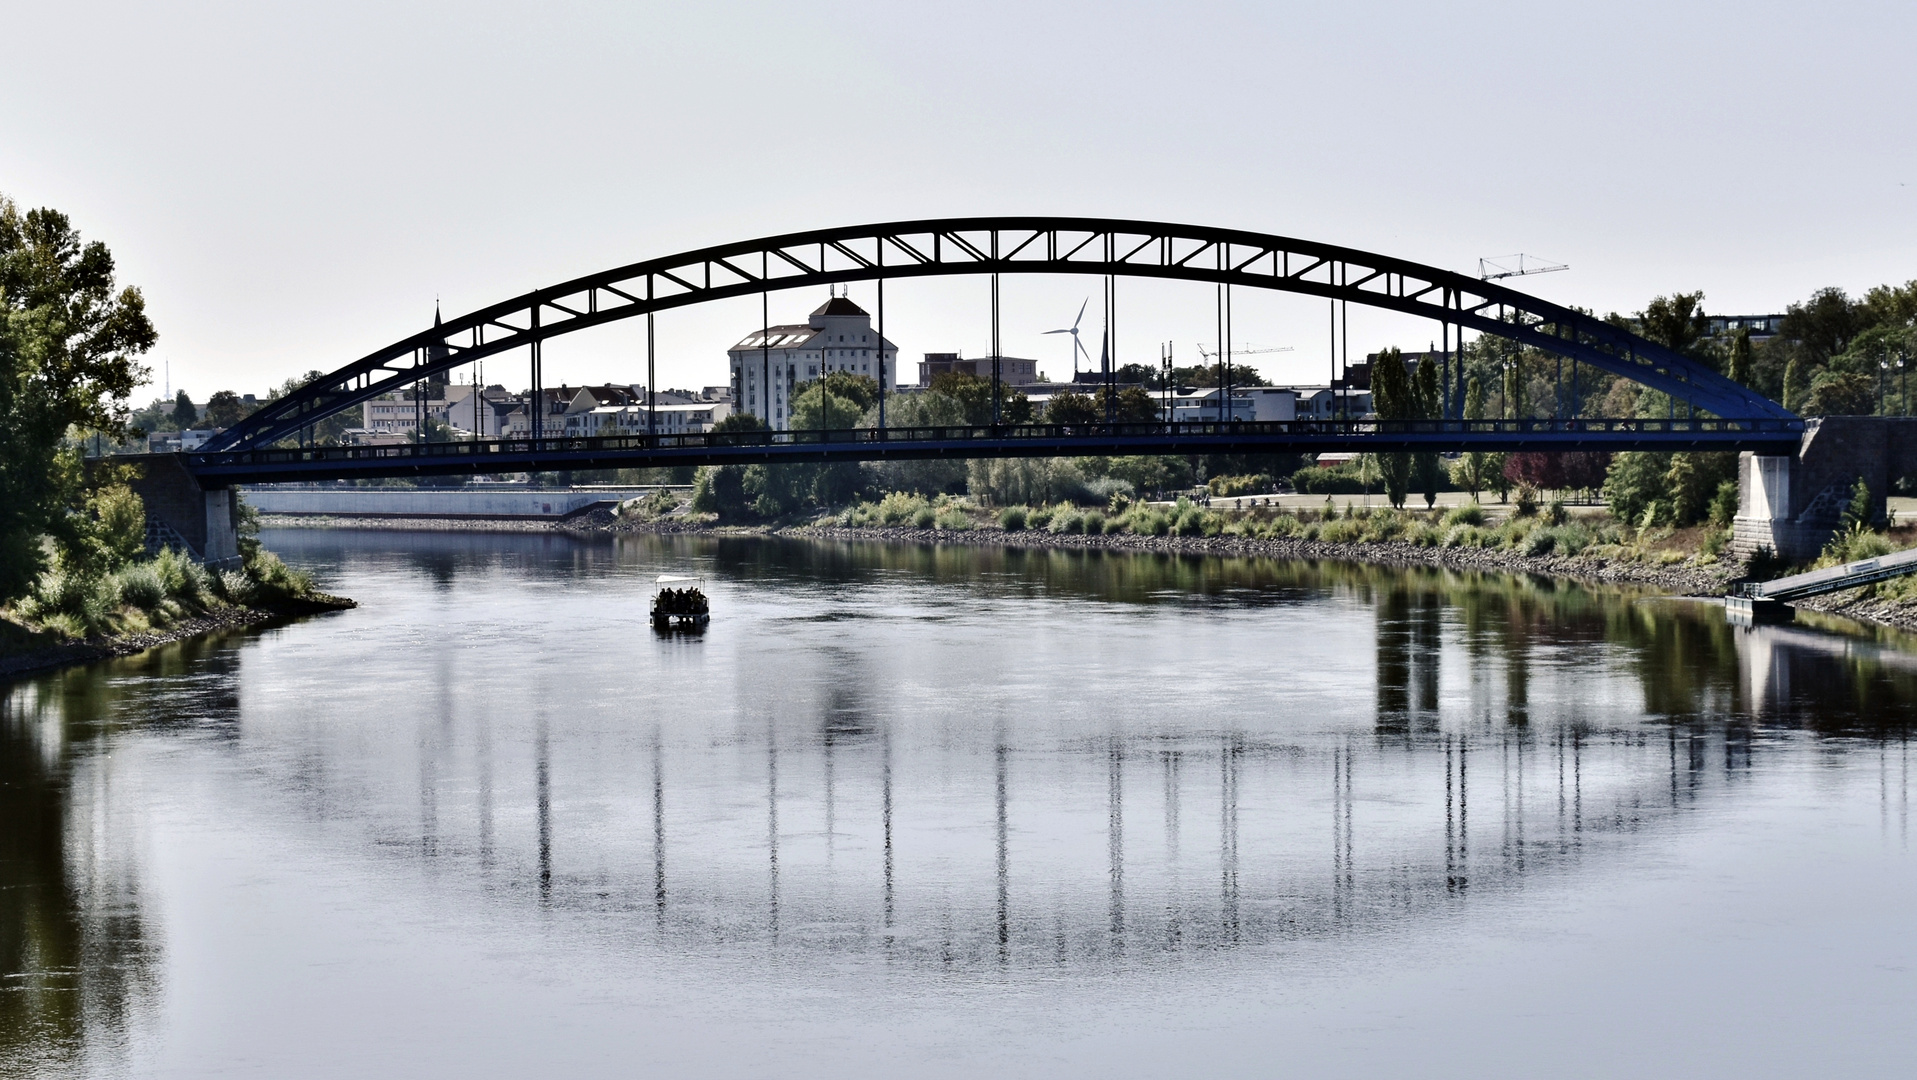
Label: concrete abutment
xmin=1733 ymin=417 xmax=1917 ymax=562
xmin=120 ymin=453 xmax=241 ymax=568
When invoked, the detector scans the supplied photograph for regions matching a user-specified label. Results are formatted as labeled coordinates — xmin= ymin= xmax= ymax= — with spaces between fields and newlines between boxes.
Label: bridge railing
xmin=187 ymin=415 xmax=1805 ymax=470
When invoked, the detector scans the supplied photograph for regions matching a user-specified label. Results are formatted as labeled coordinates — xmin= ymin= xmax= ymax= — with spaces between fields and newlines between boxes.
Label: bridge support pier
xmin=1733 ymin=417 xmax=1917 ymax=563
xmin=122 ymin=453 xmax=241 ymax=569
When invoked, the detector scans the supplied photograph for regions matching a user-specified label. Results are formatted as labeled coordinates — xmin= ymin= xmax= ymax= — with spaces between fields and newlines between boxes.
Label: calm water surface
xmin=5 ymin=528 xmax=1917 ymax=1078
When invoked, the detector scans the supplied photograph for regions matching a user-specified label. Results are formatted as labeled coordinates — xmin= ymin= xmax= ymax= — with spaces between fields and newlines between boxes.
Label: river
xmin=4 ymin=528 xmax=1916 ymax=1078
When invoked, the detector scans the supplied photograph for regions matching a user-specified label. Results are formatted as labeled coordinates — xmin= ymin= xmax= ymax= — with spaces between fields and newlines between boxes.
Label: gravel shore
xmin=608 ymin=516 xmax=1738 ymax=595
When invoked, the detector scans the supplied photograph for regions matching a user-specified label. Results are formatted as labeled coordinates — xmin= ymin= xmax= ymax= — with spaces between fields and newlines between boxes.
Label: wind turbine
xmin=1043 ymin=298 xmax=1093 ymax=378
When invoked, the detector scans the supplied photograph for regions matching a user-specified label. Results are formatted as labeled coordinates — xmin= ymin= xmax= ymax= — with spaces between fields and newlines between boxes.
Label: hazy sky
xmin=4 ymin=0 xmax=1913 ymax=400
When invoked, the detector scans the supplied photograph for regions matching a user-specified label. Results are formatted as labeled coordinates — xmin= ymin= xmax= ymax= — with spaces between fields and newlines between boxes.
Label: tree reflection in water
xmin=3 ymin=531 xmax=1916 ymax=1060
xmin=0 ymin=631 xmax=249 ymax=1075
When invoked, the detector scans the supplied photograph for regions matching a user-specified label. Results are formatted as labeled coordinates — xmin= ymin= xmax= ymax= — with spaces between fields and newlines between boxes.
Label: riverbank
xmin=630 ymin=516 xmax=1741 ymax=594
xmin=0 ymin=592 xmax=356 ymax=683
xmin=263 ymin=511 xmax=1917 ymax=634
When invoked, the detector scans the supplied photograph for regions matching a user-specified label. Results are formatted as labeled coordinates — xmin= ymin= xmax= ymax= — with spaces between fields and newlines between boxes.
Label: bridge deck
xmin=181 ymin=417 xmax=1803 ymax=484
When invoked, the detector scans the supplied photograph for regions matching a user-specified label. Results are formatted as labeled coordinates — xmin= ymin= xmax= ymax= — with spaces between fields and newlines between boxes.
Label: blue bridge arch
xmin=186 ymin=217 xmax=1800 ymax=482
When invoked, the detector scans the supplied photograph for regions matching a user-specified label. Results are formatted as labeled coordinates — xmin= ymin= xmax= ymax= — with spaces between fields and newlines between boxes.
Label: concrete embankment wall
xmin=243 ymin=488 xmax=654 ymax=519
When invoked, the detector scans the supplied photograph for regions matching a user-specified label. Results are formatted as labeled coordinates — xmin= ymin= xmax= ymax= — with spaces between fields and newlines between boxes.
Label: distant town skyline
xmin=4 ymin=0 xmax=1911 ymax=403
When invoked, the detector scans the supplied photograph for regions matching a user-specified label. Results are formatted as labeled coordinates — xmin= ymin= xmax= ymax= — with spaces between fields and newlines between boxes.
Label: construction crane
xmin=1479 ymin=254 xmax=1568 ymax=280
xmin=1196 ymin=343 xmax=1295 ymax=362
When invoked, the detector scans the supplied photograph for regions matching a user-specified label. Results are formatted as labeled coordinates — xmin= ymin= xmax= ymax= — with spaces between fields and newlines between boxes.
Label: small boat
xmin=651 ymin=574 xmax=710 ymax=629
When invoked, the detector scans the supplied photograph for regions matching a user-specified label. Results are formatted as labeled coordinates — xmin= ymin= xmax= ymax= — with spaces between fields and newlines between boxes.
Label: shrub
xmin=1543 ymin=500 xmax=1568 ymax=526
xmin=1522 ymin=528 xmax=1557 ymax=556
xmin=1746 ymin=545 xmax=1787 ymax=580
xmin=1169 ymin=505 xmax=1222 ymax=537
xmin=219 ymin=570 xmax=256 ymax=605
xmin=1822 ymin=528 xmax=1895 ymax=566
xmin=1291 ymin=465 xmax=1367 ymax=495
xmin=934 ymin=507 xmax=973 ymax=531
xmin=1318 ymin=518 xmax=1361 ymax=544
xmin=912 ymin=506 xmax=937 ymax=529
xmin=999 ymin=506 xmax=1028 ymax=531
xmin=1359 ymin=513 xmax=1405 ymax=543
xmin=1442 ymin=502 xmax=1485 ymax=527
xmin=1026 ymin=505 xmax=1056 ymax=530
xmin=117 ymin=563 xmax=166 ymax=609
xmin=244 ymin=550 xmax=315 ymax=600
xmin=1132 ymin=509 xmax=1171 ymax=536
xmin=1049 ymin=510 xmax=1084 ymax=534
xmin=1551 ymin=523 xmax=1595 ymax=555
xmin=1442 ymin=524 xmax=1481 ymax=548
xmin=152 ymin=546 xmax=206 ymax=604
xmin=1513 ymin=484 xmax=1539 ymax=517
xmin=1708 ymin=480 xmax=1740 ymax=528
xmin=875 ymin=491 xmax=931 ymax=525
xmin=1409 ymin=522 xmax=1444 ymax=547
xmin=1207 ymin=474 xmax=1270 ymax=497
xmin=91 ymin=483 xmax=148 ymax=572
xmin=1264 ymin=513 xmax=1302 ymax=538
xmin=1081 ymin=511 xmax=1106 ymax=535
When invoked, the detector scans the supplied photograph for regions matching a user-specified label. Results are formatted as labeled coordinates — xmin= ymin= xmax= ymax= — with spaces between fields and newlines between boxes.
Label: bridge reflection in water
xmin=4 ymin=534 xmax=1917 ymax=1067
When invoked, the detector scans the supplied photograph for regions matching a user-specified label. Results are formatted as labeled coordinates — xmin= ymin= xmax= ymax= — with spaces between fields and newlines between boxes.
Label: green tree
xmin=1412 ymin=354 xmax=1443 ymax=508
xmin=1727 ymin=329 xmax=1753 ymax=387
xmin=1454 ymin=376 xmax=1502 ymax=499
xmin=690 ymin=464 xmax=748 ymax=518
xmin=1782 ymin=356 xmax=1805 ymax=412
xmin=690 ymin=414 xmax=769 ymax=519
xmin=1781 ymin=287 xmax=1860 ymax=363
xmin=1640 ymin=292 xmax=1710 ymax=357
xmin=1045 ymin=390 xmax=1099 ymax=425
xmin=809 ymin=371 xmax=879 ymax=415
xmin=1603 ymin=451 xmax=1672 ymax=526
xmin=1087 ymin=455 xmax=1191 ymax=495
xmin=203 ymin=390 xmax=246 ymax=428
xmin=1167 ymin=362 xmax=1269 ymax=388
xmin=712 ymin=412 xmax=769 ymax=435
xmin=1096 ymin=384 xmax=1159 ymax=422
xmin=862 ymin=392 xmax=968 ymax=493
xmin=1369 ymin=347 xmax=1412 ymax=508
xmin=1501 ymin=340 xmax=1525 ymax=419
xmin=790 ymin=379 xmax=865 ymax=430
xmin=171 ymin=389 xmax=196 ymax=429
xmin=1861 ymin=281 xmax=1917 ymax=329
xmin=0 ymin=195 xmax=156 ymax=602
xmin=928 ymin=371 xmax=1031 ymax=425
xmin=1801 ymin=369 xmax=1877 ymax=416
xmin=1664 ymin=452 xmax=1736 ymax=526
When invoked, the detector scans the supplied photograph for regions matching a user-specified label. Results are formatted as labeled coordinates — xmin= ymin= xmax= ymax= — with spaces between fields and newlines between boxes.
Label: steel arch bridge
xmin=187 ymin=217 xmax=1801 ymax=483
